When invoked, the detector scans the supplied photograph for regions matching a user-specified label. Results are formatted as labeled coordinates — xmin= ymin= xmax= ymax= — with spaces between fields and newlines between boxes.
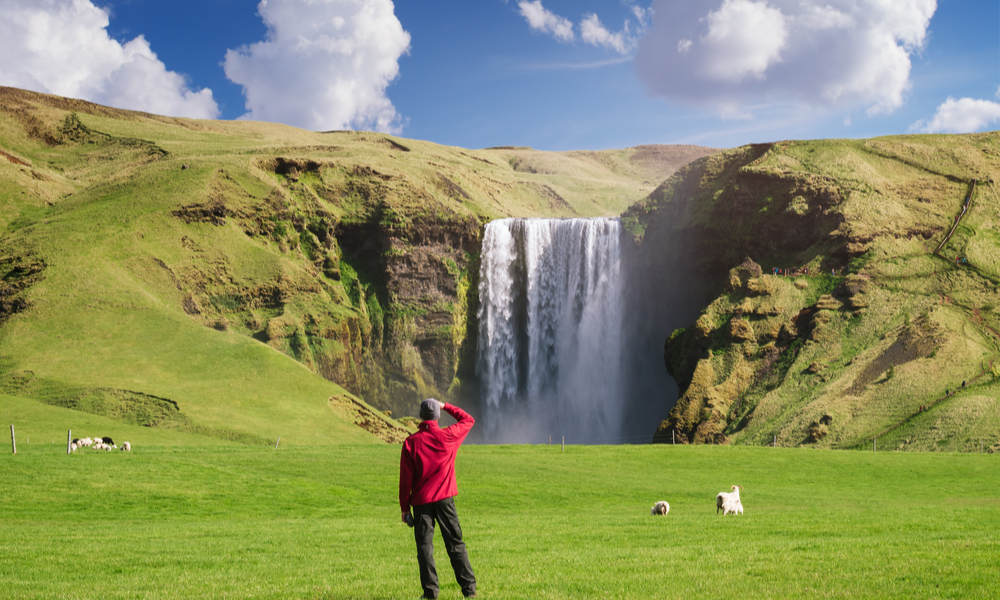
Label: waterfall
xmin=477 ymin=218 xmax=624 ymax=443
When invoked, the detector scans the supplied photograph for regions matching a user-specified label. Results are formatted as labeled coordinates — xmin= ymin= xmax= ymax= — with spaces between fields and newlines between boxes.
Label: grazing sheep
xmin=722 ymin=499 xmax=744 ymax=515
xmin=716 ymin=485 xmax=743 ymax=515
xmin=70 ymin=443 xmax=78 ymax=452
xmin=121 ymin=442 xmax=131 ymax=452
xmin=79 ymin=437 xmax=93 ymax=447
xmin=651 ymin=501 xmax=670 ymax=516
xmin=101 ymin=437 xmax=114 ymax=446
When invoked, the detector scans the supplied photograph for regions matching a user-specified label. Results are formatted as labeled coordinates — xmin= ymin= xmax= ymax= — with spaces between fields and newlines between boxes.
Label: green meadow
xmin=2 ymin=441 xmax=998 ymax=599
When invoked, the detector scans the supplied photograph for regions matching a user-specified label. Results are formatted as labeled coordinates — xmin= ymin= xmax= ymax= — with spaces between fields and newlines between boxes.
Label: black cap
xmin=419 ymin=398 xmax=441 ymax=421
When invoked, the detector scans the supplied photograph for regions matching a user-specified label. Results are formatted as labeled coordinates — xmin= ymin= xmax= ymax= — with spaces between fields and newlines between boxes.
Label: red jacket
xmin=399 ymin=403 xmax=475 ymax=513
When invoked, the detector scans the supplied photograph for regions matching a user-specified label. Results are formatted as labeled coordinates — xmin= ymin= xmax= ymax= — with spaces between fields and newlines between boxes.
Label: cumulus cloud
xmin=519 ymin=1 xmax=575 ymax=42
xmin=224 ymin=0 xmax=411 ymax=133
xmin=0 ymin=0 xmax=218 ymax=119
xmin=635 ymin=0 xmax=936 ymax=117
xmin=912 ymin=97 xmax=1000 ymax=134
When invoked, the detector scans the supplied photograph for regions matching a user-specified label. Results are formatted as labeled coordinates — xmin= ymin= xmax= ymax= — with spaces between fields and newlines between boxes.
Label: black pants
xmin=413 ymin=497 xmax=476 ymax=598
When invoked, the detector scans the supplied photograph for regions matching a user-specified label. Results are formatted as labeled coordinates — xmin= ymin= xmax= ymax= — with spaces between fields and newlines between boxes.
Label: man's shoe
xmin=464 ymin=593 xmax=477 ymax=598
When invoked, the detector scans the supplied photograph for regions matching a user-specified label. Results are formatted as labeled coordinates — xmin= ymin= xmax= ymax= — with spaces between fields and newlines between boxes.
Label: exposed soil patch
xmin=460 ymin=152 xmax=495 ymax=166
xmin=0 ymin=149 xmax=30 ymax=166
xmin=384 ymin=138 xmax=411 ymax=152
xmin=173 ymin=199 xmax=232 ymax=226
xmin=351 ymin=165 xmax=393 ymax=181
xmin=262 ymin=157 xmax=323 ymax=181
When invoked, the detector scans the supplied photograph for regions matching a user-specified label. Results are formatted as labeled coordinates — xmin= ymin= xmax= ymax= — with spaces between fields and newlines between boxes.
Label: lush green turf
xmin=2 ymin=444 xmax=997 ymax=599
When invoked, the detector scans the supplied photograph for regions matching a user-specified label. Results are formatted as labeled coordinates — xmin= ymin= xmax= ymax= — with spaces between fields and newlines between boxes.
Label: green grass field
xmin=2 ymin=442 xmax=997 ymax=599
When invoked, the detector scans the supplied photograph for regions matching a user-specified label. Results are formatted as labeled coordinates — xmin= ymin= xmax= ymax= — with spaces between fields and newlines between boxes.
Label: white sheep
xmin=650 ymin=501 xmax=670 ymax=516
xmin=121 ymin=442 xmax=131 ymax=452
xmin=80 ymin=437 xmax=93 ymax=447
xmin=716 ymin=485 xmax=743 ymax=515
xmin=722 ymin=499 xmax=744 ymax=515
xmin=70 ymin=442 xmax=78 ymax=452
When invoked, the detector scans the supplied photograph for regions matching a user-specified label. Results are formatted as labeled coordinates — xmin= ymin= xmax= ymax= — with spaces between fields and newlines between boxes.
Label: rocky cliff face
xmin=169 ymin=156 xmax=485 ymax=418
xmin=624 ymin=136 xmax=1000 ymax=448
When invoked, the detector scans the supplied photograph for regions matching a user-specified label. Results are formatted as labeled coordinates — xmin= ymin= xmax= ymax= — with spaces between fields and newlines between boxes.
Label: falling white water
xmin=477 ymin=218 xmax=624 ymax=443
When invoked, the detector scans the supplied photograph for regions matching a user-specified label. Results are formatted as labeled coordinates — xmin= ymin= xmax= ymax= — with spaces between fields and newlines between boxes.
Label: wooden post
xmin=561 ymin=436 xmax=564 ymax=452
xmin=873 ymin=438 xmax=877 ymax=452
xmin=10 ymin=425 xmax=15 ymax=455
xmin=274 ymin=436 xmax=280 ymax=450
xmin=548 ymin=435 xmax=551 ymax=446
xmin=66 ymin=429 xmax=72 ymax=455
xmin=773 ymin=435 xmax=776 ymax=447
xmin=672 ymin=429 xmax=675 ymax=445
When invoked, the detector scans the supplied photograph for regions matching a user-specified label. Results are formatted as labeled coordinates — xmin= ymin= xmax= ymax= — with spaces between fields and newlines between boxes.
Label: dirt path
xmin=934 ymin=179 xmax=977 ymax=255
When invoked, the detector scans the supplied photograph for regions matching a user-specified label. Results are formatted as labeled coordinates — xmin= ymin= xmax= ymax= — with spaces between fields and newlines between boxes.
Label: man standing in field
xmin=399 ymin=398 xmax=477 ymax=599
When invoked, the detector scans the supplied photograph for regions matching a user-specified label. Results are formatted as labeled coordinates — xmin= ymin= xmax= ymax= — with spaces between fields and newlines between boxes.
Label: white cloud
xmin=635 ymin=0 xmax=936 ymax=118
xmin=580 ymin=14 xmax=629 ymax=54
xmin=223 ymin=0 xmax=411 ymax=133
xmin=0 ymin=0 xmax=218 ymax=119
xmin=912 ymin=97 xmax=1000 ymax=134
xmin=700 ymin=0 xmax=787 ymax=82
xmin=519 ymin=1 xmax=575 ymax=42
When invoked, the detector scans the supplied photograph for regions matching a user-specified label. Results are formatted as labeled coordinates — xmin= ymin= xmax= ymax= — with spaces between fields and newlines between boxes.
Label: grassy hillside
xmin=0 ymin=86 xmax=713 ymax=444
xmin=624 ymin=135 xmax=1000 ymax=449
xmin=2 ymin=444 xmax=997 ymax=599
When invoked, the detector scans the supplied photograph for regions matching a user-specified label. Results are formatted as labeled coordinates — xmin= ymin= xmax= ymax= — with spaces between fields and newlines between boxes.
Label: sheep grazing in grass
xmin=70 ymin=442 xmax=78 ymax=452
xmin=651 ymin=501 xmax=670 ymax=516
xmin=722 ymin=499 xmax=744 ymax=515
xmin=79 ymin=437 xmax=93 ymax=447
xmin=716 ymin=485 xmax=743 ymax=515
xmin=121 ymin=442 xmax=131 ymax=452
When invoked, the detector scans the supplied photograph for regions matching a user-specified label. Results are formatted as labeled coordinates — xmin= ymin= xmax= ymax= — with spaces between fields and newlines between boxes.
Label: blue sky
xmin=1 ymin=0 xmax=997 ymax=150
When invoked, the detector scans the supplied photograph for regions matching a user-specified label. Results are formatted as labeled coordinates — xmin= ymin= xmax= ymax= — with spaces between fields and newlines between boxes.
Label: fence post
xmin=274 ymin=436 xmax=280 ymax=450
xmin=672 ymin=429 xmax=675 ymax=445
xmin=561 ymin=436 xmax=564 ymax=452
xmin=66 ymin=430 xmax=72 ymax=455
xmin=549 ymin=435 xmax=551 ymax=446
xmin=10 ymin=425 xmax=15 ymax=455
xmin=873 ymin=438 xmax=877 ymax=452
xmin=773 ymin=435 xmax=776 ymax=447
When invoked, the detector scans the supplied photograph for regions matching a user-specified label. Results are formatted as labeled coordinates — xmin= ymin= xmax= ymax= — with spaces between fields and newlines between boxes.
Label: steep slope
xmin=624 ymin=135 xmax=1000 ymax=449
xmin=0 ymin=86 xmax=714 ymax=443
